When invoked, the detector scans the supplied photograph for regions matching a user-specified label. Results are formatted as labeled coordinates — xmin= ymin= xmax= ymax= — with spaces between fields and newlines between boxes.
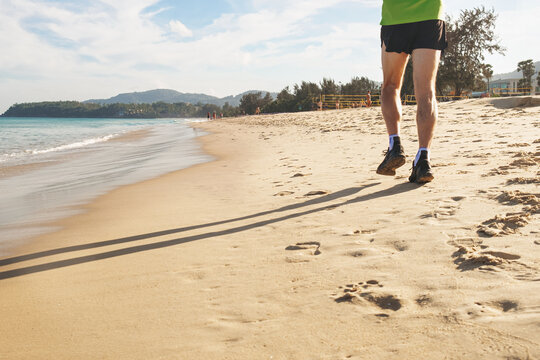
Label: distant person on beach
xmin=213 ymin=111 xmax=217 ymax=120
xmin=335 ymin=100 xmax=340 ymax=110
xmin=376 ymin=0 xmax=447 ymax=183
xmin=255 ymin=107 xmax=261 ymax=115
xmin=366 ymin=91 xmax=372 ymax=107
xmin=207 ymin=112 xmax=211 ymax=121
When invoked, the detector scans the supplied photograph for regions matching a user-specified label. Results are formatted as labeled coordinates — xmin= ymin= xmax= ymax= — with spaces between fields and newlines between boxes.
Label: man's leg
xmin=381 ymin=43 xmax=409 ymax=136
xmin=409 ymin=48 xmax=441 ymax=183
xmin=412 ymin=49 xmax=441 ymax=148
xmin=376 ymin=43 xmax=409 ymax=176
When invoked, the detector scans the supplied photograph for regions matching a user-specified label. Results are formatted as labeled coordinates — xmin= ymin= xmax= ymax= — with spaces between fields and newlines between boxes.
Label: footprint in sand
xmin=450 ymin=239 xmax=539 ymax=280
xmin=285 ymin=241 xmax=321 ymax=255
xmin=477 ymin=190 xmax=539 ymax=237
xmin=291 ymin=172 xmax=311 ymax=178
xmin=493 ymin=190 xmax=540 ymax=208
xmin=421 ymin=197 xmax=463 ymax=220
xmin=391 ymin=240 xmax=409 ymax=252
xmin=509 ymin=156 xmax=538 ymax=168
xmin=304 ymin=190 xmax=329 ymax=197
xmin=477 ymin=213 xmax=531 ymax=237
xmin=342 ymin=229 xmax=377 ymax=237
xmin=274 ymin=191 xmax=295 ymax=197
xmin=334 ymin=281 xmax=402 ymax=313
xmin=448 ymin=239 xmax=521 ymax=270
xmin=467 ymin=300 xmax=519 ymax=318
xmin=415 ymin=294 xmax=433 ymax=307
xmin=483 ymin=167 xmax=510 ymax=177
xmin=506 ymin=177 xmax=540 ymax=185
xmin=483 ymin=151 xmax=539 ymax=176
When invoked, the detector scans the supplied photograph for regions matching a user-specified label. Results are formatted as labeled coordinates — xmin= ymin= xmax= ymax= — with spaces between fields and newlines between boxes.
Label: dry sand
xmin=0 ymin=96 xmax=539 ymax=359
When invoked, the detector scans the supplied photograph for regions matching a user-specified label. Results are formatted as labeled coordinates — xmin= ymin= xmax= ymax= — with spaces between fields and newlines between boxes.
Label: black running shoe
xmin=409 ymin=150 xmax=434 ymax=183
xmin=376 ymin=137 xmax=406 ymax=176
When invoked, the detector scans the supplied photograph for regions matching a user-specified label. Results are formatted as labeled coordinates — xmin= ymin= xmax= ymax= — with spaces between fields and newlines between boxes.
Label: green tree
xmin=239 ymin=92 xmax=274 ymax=115
xmin=341 ymin=76 xmax=378 ymax=95
xmin=320 ymin=78 xmax=340 ymax=95
xmin=222 ymin=102 xmax=239 ymax=117
xmin=239 ymin=92 xmax=262 ymax=114
xmin=265 ymin=87 xmax=296 ymax=113
xmin=481 ymin=63 xmax=494 ymax=92
xmin=293 ymin=81 xmax=321 ymax=111
xmin=261 ymin=92 xmax=274 ymax=109
xmin=438 ymin=7 xmax=505 ymax=96
xmin=517 ymin=59 xmax=535 ymax=90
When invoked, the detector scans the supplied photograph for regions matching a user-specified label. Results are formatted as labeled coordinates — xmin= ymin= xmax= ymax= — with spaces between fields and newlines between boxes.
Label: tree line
xmin=2 ymin=76 xmax=380 ymax=118
xmin=1 ymin=101 xmax=241 ymax=118
xmin=239 ymin=76 xmax=379 ymax=115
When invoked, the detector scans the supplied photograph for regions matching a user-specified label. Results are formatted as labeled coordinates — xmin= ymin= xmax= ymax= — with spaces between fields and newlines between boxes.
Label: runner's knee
xmin=382 ymin=82 xmax=401 ymax=97
xmin=415 ymin=88 xmax=436 ymax=103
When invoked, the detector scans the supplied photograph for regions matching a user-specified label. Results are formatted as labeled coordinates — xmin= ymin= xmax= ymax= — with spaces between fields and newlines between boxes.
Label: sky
xmin=1 ymin=0 xmax=539 ymax=113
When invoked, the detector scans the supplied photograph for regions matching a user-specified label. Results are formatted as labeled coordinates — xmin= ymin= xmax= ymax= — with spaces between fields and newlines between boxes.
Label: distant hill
xmin=85 ymin=89 xmax=277 ymax=107
xmin=492 ymin=61 xmax=540 ymax=81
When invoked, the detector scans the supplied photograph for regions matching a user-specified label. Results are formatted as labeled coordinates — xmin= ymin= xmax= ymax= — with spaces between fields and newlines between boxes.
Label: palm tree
xmin=481 ymin=64 xmax=493 ymax=94
xmin=517 ymin=59 xmax=535 ymax=92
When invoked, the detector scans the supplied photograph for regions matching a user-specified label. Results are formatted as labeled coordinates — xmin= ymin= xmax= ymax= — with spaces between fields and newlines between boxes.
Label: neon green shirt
xmin=381 ymin=0 xmax=444 ymax=25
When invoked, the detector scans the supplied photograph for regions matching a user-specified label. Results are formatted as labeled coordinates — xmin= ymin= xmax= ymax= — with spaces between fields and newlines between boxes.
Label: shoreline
xmin=0 ymin=128 xmax=155 ymax=180
xmin=0 ymin=123 xmax=210 ymax=257
xmin=0 ymin=98 xmax=539 ymax=358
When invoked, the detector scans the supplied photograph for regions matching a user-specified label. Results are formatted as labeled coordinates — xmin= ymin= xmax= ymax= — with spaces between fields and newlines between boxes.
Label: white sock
xmin=389 ymin=134 xmax=400 ymax=151
xmin=414 ymin=148 xmax=430 ymax=166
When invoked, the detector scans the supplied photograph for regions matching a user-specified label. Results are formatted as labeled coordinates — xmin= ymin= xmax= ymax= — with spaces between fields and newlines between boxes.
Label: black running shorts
xmin=380 ymin=19 xmax=447 ymax=55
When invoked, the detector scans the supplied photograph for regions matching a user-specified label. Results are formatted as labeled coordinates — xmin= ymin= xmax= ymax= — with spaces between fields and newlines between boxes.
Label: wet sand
xmin=0 ymin=97 xmax=539 ymax=359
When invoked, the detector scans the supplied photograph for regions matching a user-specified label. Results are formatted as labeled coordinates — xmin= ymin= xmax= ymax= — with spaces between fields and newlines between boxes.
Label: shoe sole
xmin=376 ymin=156 xmax=406 ymax=176
xmin=416 ymin=173 xmax=434 ymax=183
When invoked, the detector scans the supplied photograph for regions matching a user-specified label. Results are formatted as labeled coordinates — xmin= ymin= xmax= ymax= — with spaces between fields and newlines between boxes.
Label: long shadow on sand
xmin=0 ymin=181 xmax=418 ymax=280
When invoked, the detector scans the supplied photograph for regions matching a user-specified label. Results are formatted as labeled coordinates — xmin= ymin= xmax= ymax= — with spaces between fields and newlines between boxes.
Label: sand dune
xmin=0 ymin=96 xmax=538 ymax=359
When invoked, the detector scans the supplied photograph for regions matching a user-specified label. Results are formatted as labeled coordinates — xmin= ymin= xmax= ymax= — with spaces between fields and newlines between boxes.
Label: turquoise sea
xmin=0 ymin=117 xmax=211 ymax=254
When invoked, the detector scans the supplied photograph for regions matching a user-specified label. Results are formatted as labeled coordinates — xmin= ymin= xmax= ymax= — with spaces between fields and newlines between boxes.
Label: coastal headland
xmin=0 ymin=97 xmax=539 ymax=359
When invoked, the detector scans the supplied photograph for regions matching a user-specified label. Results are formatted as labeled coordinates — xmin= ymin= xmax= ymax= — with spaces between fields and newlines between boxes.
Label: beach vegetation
xmin=517 ymin=59 xmax=535 ymax=89
xmin=293 ymin=81 xmax=323 ymax=112
xmin=481 ymin=64 xmax=494 ymax=92
xmin=263 ymin=76 xmax=379 ymax=114
xmin=3 ymin=76 xmax=382 ymax=117
xmin=320 ymin=78 xmax=340 ymax=95
xmin=2 ymin=100 xmax=231 ymax=119
xmin=340 ymin=76 xmax=379 ymax=96
xmin=263 ymin=87 xmax=296 ymax=113
xmin=438 ymin=6 xmax=505 ymax=96
xmin=239 ymin=92 xmax=273 ymax=115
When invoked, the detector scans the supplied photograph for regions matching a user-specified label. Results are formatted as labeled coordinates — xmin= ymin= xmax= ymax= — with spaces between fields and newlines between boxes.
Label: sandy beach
xmin=0 ymin=96 xmax=539 ymax=359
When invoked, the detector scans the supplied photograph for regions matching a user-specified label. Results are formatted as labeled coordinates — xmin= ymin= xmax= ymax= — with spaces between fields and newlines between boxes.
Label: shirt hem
xmin=380 ymin=17 xmax=443 ymax=26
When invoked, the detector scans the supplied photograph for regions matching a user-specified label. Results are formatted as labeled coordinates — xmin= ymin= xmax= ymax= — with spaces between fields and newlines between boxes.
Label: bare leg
xmin=381 ymin=43 xmax=409 ymax=136
xmin=412 ymin=49 xmax=441 ymax=148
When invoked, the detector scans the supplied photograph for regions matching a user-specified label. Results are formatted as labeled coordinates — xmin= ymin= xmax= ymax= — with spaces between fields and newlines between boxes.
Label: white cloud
xmin=169 ymin=20 xmax=193 ymax=38
xmin=0 ymin=0 xmax=382 ymax=112
xmin=0 ymin=0 xmax=535 ymax=113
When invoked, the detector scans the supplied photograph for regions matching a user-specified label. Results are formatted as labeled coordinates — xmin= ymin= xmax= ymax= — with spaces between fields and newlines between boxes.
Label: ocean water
xmin=0 ymin=117 xmax=211 ymax=255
